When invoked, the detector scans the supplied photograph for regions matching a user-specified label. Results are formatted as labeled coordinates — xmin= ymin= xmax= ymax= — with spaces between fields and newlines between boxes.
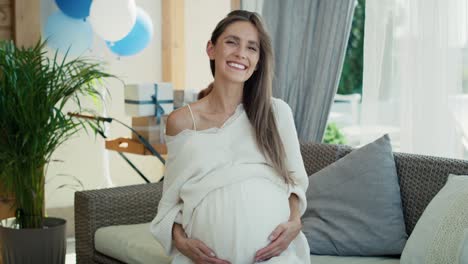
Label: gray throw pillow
xmin=302 ymin=134 xmax=408 ymax=256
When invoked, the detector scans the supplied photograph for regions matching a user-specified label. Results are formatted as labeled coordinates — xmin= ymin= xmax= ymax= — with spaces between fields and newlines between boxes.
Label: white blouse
xmin=150 ymin=97 xmax=309 ymax=259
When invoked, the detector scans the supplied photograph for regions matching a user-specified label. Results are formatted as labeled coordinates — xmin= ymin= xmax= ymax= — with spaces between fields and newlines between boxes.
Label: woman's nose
xmin=235 ymin=50 xmax=247 ymax=59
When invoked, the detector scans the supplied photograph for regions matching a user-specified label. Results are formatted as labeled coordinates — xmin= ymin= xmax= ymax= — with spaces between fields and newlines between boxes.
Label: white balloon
xmin=89 ymin=0 xmax=137 ymax=42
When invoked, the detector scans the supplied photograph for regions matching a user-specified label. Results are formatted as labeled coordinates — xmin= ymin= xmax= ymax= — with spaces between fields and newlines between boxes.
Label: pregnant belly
xmin=188 ymin=177 xmax=290 ymax=263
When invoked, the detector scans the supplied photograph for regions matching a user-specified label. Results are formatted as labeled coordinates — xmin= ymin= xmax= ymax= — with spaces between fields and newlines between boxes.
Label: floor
xmin=66 ymin=238 xmax=76 ymax=264
xmin=66 ymin=253 xmax=76 ymax=264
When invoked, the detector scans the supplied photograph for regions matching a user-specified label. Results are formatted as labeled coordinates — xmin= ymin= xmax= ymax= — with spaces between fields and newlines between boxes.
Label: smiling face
xmin=207 ymin=21 xmax=261 ymax=84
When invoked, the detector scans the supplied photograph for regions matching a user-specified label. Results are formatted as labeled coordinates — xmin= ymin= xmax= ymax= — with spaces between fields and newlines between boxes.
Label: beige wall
xmin=42 ymin=0 xmax=230 ymax=208
xmin=185 ymin=0 xmax=230 ymax=92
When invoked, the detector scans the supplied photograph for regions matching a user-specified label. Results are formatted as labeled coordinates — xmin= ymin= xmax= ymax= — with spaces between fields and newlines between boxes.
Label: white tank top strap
xmin=186 ymin=104 xmax=197 ymax=131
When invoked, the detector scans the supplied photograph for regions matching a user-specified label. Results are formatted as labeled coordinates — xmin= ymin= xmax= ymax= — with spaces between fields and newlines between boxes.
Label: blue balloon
xmin=44 ymin=11 xmax=93 ymax=56
xmin=106 ymin=7 xmax=153 ymax=56
xmin=55 ymin=0 xmax=91 ymax=19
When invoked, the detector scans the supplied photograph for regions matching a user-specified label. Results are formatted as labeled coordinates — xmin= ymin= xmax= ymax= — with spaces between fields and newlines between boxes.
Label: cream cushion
xmin=95 ymin=223 xmax=172 ymax=264
xmin=310 ymin=255 xmax=399 ymax=264
xmin=401 ymin=175 xmax=468 ymax=264
xmin=458 ymin=228 xmax=468 ymax=264
xmin=95 ymin=222 xmax=401 ymax=264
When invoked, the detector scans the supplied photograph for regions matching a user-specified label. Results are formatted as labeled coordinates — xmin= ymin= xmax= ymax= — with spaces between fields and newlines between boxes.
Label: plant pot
xmin=0 ymin=217 xmax=66 ymax=264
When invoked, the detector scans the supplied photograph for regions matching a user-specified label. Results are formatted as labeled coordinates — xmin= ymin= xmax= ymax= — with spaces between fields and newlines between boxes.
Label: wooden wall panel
xmin=0 ymin=29 xmax=11 ymax=40
xmin=162 ymin=0 xmax=185 ymax=90
xmin=0 ymin=0 xmax=14 ymax=225
xmin=13 ymin=0 xmax=41 ymax=47
xmin=231 ymin=0 xmax=241 ymax=10
xmin=0 ymin=199 xmax=15 ymax=220
xmin=0 ymin=0 xmax=12 ymax=41
xmin=0 ymin=4 xmax=11 ymax=26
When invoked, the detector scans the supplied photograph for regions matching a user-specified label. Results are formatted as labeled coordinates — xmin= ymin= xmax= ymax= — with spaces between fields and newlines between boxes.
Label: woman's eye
xmin=226 ymin=40 xmax=236 ymax=45
xmin=249 ymin=47 xmax=257 ymax=52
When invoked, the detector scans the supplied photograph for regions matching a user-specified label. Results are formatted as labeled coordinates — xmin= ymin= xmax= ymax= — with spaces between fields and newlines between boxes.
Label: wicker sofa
xmin=74 ymin=142 xmax=468 ymax=264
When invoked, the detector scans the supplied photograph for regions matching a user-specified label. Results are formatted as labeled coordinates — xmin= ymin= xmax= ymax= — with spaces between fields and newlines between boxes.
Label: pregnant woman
xmin=151 ymin=10 xmax=310 ymax=264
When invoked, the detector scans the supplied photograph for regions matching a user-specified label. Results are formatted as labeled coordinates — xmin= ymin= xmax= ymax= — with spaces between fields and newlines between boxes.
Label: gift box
xmin=124 ymin=82 xmax=174 ymax=120
xmin=131 ymin=115 xmax=169 ymax=145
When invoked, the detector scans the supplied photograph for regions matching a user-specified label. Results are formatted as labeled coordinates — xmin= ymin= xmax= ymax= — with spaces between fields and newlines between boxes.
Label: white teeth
xmin=228 ymin=62 xmax=246 ymax=70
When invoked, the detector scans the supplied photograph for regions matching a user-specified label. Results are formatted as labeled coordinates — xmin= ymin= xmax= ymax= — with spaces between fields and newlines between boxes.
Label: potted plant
xmin=0 ymin=40 xmax=114 ymax=263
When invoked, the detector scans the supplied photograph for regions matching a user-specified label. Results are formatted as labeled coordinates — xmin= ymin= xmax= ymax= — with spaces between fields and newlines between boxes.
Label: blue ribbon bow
xmin=124 ymin=83 xmax=174 ymax=124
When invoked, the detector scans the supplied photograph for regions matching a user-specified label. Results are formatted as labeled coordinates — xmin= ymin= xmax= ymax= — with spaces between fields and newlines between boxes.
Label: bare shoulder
xmin=165 ymin=105 xmax=195 ymax=136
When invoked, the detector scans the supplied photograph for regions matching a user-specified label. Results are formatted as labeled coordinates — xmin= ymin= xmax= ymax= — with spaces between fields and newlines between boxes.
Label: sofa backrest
xmin=299 ymin=142 xmax=468 ymax=236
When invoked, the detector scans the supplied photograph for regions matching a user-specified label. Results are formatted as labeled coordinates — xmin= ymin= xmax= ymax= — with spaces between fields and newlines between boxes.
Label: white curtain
xmin=362 ymin=0 xmax=467 ymax=159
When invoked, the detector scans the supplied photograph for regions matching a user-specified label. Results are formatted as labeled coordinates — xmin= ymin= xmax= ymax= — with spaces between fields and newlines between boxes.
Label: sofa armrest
xmin=74 ymin=182 xmax=163 ymax=264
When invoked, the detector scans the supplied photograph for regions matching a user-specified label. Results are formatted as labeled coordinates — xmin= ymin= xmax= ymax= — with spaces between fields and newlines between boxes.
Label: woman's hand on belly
xmin=177 ymin=237 xmax=232 ymax=264
xmin=173 ymin=223 xmax=231 ymax=264
xmin=254 ymin=217 xmax=302 ymax=262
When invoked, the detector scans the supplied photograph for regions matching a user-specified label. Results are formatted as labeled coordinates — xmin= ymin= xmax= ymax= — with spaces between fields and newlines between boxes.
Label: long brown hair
xmin=199 ymin=10 xmax=294 ymax=184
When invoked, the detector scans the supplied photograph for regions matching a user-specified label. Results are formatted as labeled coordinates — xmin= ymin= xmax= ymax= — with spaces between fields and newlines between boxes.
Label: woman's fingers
xmin=254 ymin=220 xmax=303 ymax=262
xmin=193 ymin=240 xmax=231 ymax=264
xmin=255 ymin=224 xmax=285 ymax=259
xmin=255 ymin=241 xmax=276 ymax=258
xmin=255 ymin=239 xmax=285 ymax=262
xmin=196 ymin=240 xmax=216 ymax=258
xmin=256 ymin=249 xmax=282 ymax=262
xmin=268 ymin=224 xmax=285 ymax=241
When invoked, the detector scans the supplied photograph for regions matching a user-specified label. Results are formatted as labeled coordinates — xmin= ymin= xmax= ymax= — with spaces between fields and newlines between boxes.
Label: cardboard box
xmin=173 ymin=90 xmax=185 ymax=109
xmin=131 ymin=115 xmax=168 ymax=145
